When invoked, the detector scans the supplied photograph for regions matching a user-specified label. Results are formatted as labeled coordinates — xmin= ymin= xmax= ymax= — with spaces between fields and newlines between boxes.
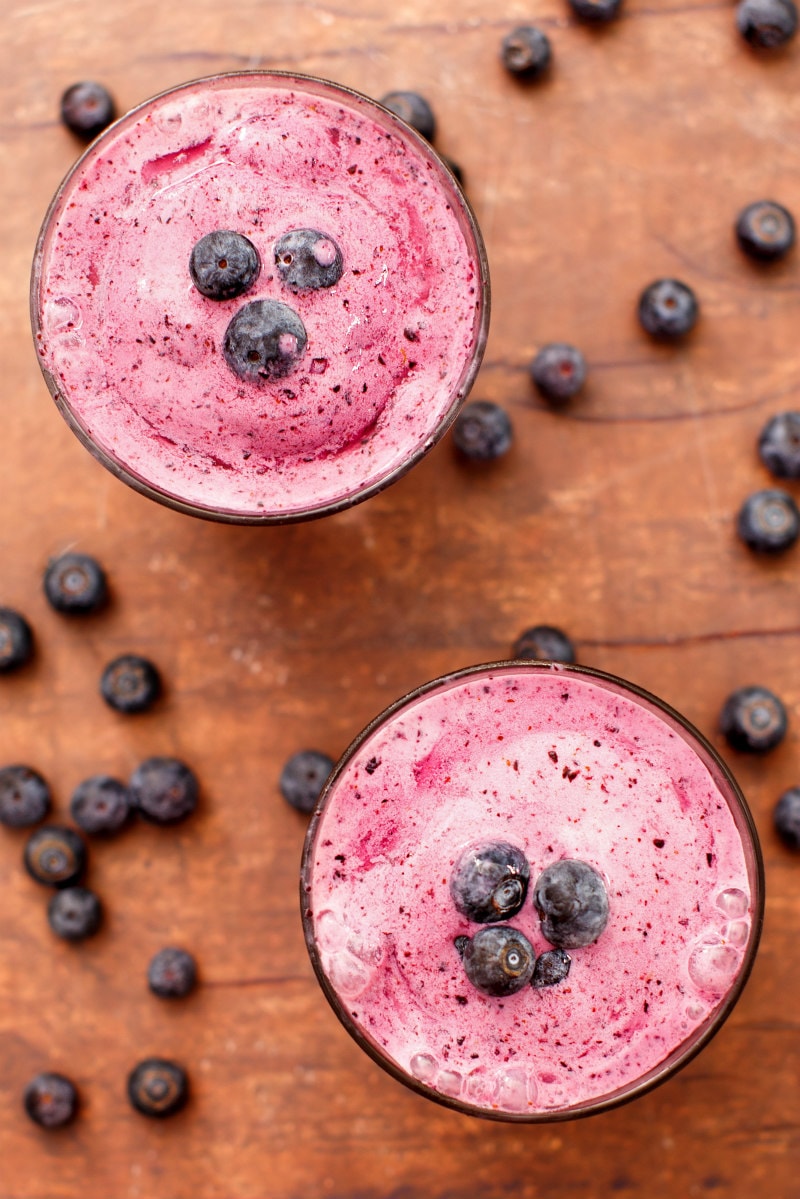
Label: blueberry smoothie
xmin=31 ymin=73 xmax=488 ymax=522
xmin=301 ymin=662 xmax=763 ymax=1120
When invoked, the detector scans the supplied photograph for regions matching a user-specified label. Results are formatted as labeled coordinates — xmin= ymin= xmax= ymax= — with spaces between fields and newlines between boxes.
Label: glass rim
xmin=30 ymin=69 xmax=491 ymax=525
xmin=300 ymin=658 xmax=765 ymax=1123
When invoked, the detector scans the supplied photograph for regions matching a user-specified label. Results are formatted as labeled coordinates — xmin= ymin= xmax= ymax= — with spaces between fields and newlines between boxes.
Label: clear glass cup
xmin=31 ymin=72 xmax=489 ymax=524
xmin=301 ymin=660 xmax=764 ymax=1122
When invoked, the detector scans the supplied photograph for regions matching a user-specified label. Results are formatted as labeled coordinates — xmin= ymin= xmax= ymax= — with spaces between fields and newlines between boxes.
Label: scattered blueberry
xmin=148 ymin=947 xmax=198 ymax=999
xmin=127 ymin=1058 xmax=188 ymax=1118
xmin=70 ymin=775 xmax=131 ymax=835
xmin=459 ymin=925 xmax=536 ymax=996
xmin=274 ymin=229 xmax=344 ymax=291
xmin=720 ymin=685 xmax=787 ymax=753
xmin=100 ymin=654 xmax=161 ymax=714
xmin=533 ymin=859 xmax=609 ymax=948
xmin=43 ymin=552 xmax=107 ymax=615
xmin=48 ymin=886 xmax=102 ymax=941
xmin=279 ymin=750 xmax=334 ymax=814
xmin=570 ymin=0 xmax=624 ymax=21
xmin=529 ymin=343 xmax=587 ymax=403
xmin=441 ymin=156 xmax=464 ymax=186
xmin=758 ymin=412 xmax=800 ymax=478
xmin=190 ymin=230 xmax=260 ymax=301
xmin=379 ymin=91 xmax=436 ymax=140
xmin=737 ymin=488 xmax=800 ymax=553
xmin=774 ymin=787 xmax=800 ymax=848
xmin=24 ymin=826 xmax=86 ymax=887
xmin=0 ymin=765 xmax=50 ymax=828
xmin=531 ymin=947 xmax=572 ymax=988
xmin=23 ymin=1072 xmax=78 ymax=1129
xmin=513 ymin=625 xmax=576 ymax=663
xmin=59 ymin=81 xmax=116 ymax=140
xmin=736 ymin=200 xmax=795 ymax=261
xmin=736 ymin=0 xmax=798 ymax=48
xmin=450 ymin=841 xmax=530 ymax=923
xmin=223 ymin=299 xmax=307 ymax=383
xmin=129 ymin=757 xmax=198 ymax=825
xmin=501 ymin=26 xmax=552 ymax=79
xmin=0 ymin=608 xmax=33 ymax=673
xmin=638 ymin=279 xmax=698 ymax=340
xmin=452 ymin=401 xmax=513 ymax=461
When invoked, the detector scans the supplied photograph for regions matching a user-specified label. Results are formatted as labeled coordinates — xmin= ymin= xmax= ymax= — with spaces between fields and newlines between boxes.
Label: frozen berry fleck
xmin=70 ymin=775 xmax=131 ymax=835
xmin=532 ymin=947 xmax=572 ymax=988
xmin=60 ymin=81 xmax=116 ymax=139
xmin=736 ymin=0 xmax=797 ymax=48
xmin=24 ymin=826 xmax=86 ymax=887
xmin=129 ymin=757 xmax=198 ymax=825
xmin=23 ymin=1073 xmax=78 ymax=1129
xmin=460 ymin=926 xmax=536 ymax=996
xmin=737 ymin=488 xmax=800 ymax=553
xmin=48 ymin=886 xmax=102 ymax=941
xmin=513 ymin=625 xmax=576 ymax=663
xmin=638 ymin=279 xmax=698 ymax=340
xmin=0 ymin=608 xmax=33 ymax=673
xmin=736 ymin=200 xmax=795 ymax=261
xmin=501 ymin=26 xmax=552 ymax=78
xmin=100 ymin=654 xmax=161 ymax=714
xmin=774 ymin=788 xmax=800 ymax=848
xmin=0 ymin=765 xmax=50 ymax=828
xmin=452 ymin=401 xmax=513 ymax=461
xmin=450 ymin=841 xmax=530 ymax=923
xmin=148 ymin=947 xmax=198 ymax=999
xmin=530 ymin=343 xmax=586 ymax=403
xmin=274 ymin=229 xmax=344 ymax=291
xmin=280 ymin=750 xmax=334 ymax=814
xmin=223 ymin=299 xmax=307 ymax=382
xmin=190 ymin=230 xmax=260 ymax=300
xmin=533 ymin=859 xmax=609 ymax=948
xmin=720 ymin=685 xmax=787 ymax=753
xmin=128 ymin=1059 xmax=188 ymax=1118
xmin=759 ymin=412 xmax=800 ymax=478
xmin=570 ymin=0 xmax=624 ymax=21
xmin=43 ymin=553 xmax=107 ymax=615
xmin=379 ymin=91 xmax=436 ymax=140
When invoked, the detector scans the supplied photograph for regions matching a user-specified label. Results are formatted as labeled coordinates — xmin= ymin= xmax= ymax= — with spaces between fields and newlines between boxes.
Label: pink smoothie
xmin=302 ymin=663 xmax=762 ymax=1118
xmin=32 ymin=73 xmax=488 ymax=521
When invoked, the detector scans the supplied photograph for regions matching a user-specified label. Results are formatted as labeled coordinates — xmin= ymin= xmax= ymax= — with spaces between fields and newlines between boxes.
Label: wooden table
xmin=1 ymin=1 xmax=799 ymax=1195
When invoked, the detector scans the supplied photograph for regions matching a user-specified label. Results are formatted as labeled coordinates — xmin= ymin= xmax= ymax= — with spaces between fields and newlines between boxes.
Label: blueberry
xmin=531 ymin=947 xmax=572 ymax=988
xmin=737 ymin=488 xmax=800 ymax=553
xmin=129 ymin=757 xmax=198 ymax=825
xmin=100 ymin=654 xmax=161 ymax=714
xmin=441 ymin=156 xmax=464 ymax=187
xmin=0 ymin=608 xmax=33 ymax=673
xmin=638 ymin=279 xmax=698 ymax=340
xmin=60 ymin=81 xmax=116 ymax=140
xmin=379 ymin=91 xmax=436 ymax=141
xmin=128 ymin=1058 xmax=188 ymax=1118
xmin=459 ymin=926 xmax=536 ymax=996
xmin=148 ymin=947 xmax=198 ymax=998
xmin=759 ymin=412 xmax=800 ymax=478
xmin=774 ymin=788 xmax=800 ymax=848
xmin=529 ymin=343 xmax=587 ymax=403
xmin=190 ymin=230 xmax=260 ymax=301
xmin=736 ymin=200 xmax=795 ymax=261
xmin=223 ymin=299 xmax=307 ymax=383
xmin=450 ymin=841 xmax=530 ymax=923
xmin=0 ymin=765 xmax=50 ymax=828
xmin=48 ymin=886 xmax=102 ymax=941
xmin=513 ymin=625 xmax=576 ymax=663
xmin=43 ymin=552 xmax=107 ymax=615
xmin=720 ymin=685 xmax=787 ymax=753
xmin=501 ymin=26 xmax=552 ymax=79
xmin=70 ymin=775 xmax=131 ymax=835
xmin=24 ymin=825 xmax=86 ymax=887
xmin=23 ymin=1073 xmax=78 ymax=1129
xmin=736 ymin=0 xmax=797 ymax=48
xmin=279 ymin=750 xmax=334 ymax=814
xmin=452 ymin=401 xmax=513 ymax=461
xmin=533 ymin=859 xmax=609 ymax=948
xmin=274 ymin=229 xmax=344 ymax=291
xmin=570 ymin=0 xmax=624 ymax=21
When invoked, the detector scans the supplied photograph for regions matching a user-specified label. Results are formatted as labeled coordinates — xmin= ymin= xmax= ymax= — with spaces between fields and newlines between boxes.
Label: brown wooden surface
xmin=2 ymin=1 xmax=800 ymax=1195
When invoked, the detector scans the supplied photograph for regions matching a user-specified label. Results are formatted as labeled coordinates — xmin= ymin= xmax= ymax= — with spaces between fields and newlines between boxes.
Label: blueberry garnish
xmin=48 ymin=886 xmax=102 ymax=941
xmin=23 ymin=1072 xmax=79 ymax=1129
xmin=279 ymin=749 xmax=334 ymax=814
xmin=24 ymin=825 xmax=86 ymax=887
xmin=0 ymin=764 xmax=51 ymax=828
xmin=512 ymin=625 xmax=576 ymax=664
xmin=736 ymin=200 xmax=795 ymax=261
xmin=533 ymin=859 xmax=609 ymax=948
xmin=190 ymin=230 xmax=260 ymax=301
xmin=223 ymin=299 xmax=307 ymax=382
xmin=379 ymin=91 xmax=436 ymax=141
xmin=274 ymin=230 xmax=344 ymax=292
xmin=774 ymin=787 xmax=800 ymax=848
xmin=450 ymin=841 xmax=530 ymax=923
xmin=720 ymin=685 xmax=787 ymax=753
xmin=530 ymin=343 xmax=587 ymax=403
xmin=100 ymin=654 xmax=161 ymax=714
xmin=531 ymin=947 xmax=572 ymax=988
xmin=128 ymin=1058 xmax=188 ymax=1118
xmin=459 ymin=926 xmax=536 ymax=996
xmin=129 ymin=756 xmax=199 ymax=825
xmin=638 ymin=279 xmax=698 ymax=340
xmin=0 ymin=608 xmax=33 ymax=673
xmin=737 ymin=488 xmax=800 ymax=553
xmin=501 ymin=26 xmax=552 ymax=79
xmin=70 ymin=775 xmax=131 ymax=835
xmin=758 ymin=412 xmax=800 ymax=478
xmin=736 ymin=0 xmax=798 ymax=48
xmin=570 ymin=0 xmax=624 ymax=21
xmin=60 ymin=81 xmax=116 ymax=140
xmin=148 ymin=947 xmax=198 ymax=999
xmin=452 ymin=401 xmax=513 ymax=461
xmin=43 ymin=552 xmax=107 ymax=615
